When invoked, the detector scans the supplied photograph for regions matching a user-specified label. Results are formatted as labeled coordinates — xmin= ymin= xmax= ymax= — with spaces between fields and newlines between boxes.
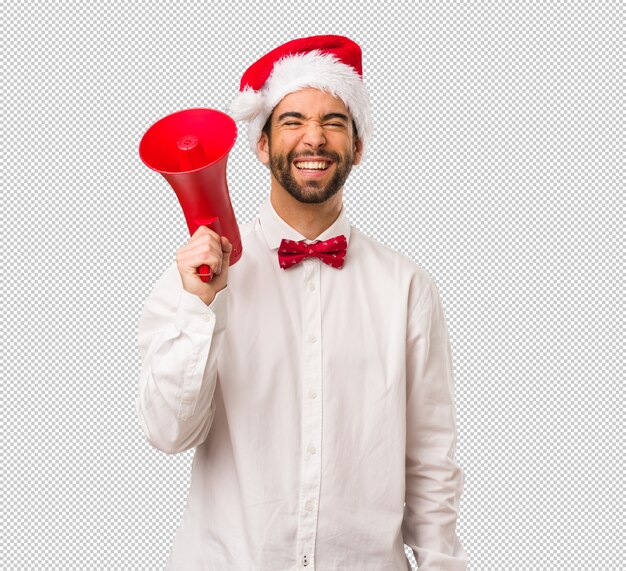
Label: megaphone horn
xmin=139 ymin=108 xmax=242 ymax=282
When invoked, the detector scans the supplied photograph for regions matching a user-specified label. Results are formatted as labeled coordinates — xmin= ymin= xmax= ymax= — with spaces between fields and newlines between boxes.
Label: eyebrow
xmin=277 ymin=112 xmax=350 ymax=123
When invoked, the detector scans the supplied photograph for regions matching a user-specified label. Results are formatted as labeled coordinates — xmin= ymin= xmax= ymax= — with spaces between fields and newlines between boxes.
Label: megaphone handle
xmin=198 ymin=265 xmax=212 ymax=283
xmin=196 ymin=217 xmax=223 ymax=283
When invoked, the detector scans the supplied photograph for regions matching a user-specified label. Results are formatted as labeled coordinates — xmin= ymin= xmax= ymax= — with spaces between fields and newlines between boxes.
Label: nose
xmin=301 ymin=121 xmax=327 ymax=149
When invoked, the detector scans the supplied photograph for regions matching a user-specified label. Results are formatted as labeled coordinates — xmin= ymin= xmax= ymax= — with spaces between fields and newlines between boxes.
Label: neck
xmin=269 ymin=181 xmax=343 ymax=240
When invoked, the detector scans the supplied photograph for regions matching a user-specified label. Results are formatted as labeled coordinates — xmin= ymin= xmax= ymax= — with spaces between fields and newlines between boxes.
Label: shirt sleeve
xmin=402 ymin=276 xmax=468 ymax=570
xmin=136 ymin=261 xmax=228 ymax=454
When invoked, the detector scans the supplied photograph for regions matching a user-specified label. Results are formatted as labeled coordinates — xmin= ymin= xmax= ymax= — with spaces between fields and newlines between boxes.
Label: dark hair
xmin=262 ymin=113 xmax=273 ymax=137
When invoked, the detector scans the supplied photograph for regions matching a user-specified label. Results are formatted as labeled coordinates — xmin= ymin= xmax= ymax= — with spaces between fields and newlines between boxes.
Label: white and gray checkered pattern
xmin=3 ymin=1 xmax=623 ymax=569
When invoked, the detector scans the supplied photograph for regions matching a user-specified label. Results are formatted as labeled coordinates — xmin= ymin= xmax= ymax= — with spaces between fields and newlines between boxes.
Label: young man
xmin=137 ymin=35 xmax=467 ymax=570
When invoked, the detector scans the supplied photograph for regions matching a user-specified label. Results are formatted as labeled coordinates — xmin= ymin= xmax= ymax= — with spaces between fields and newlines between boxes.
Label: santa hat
xmin=229 ymin=35 xmax=372 ymax=159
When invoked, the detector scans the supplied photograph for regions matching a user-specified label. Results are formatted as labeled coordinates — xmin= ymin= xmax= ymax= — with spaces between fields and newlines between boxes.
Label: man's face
xmin=257 ymin=88 xmax=362 ymax=204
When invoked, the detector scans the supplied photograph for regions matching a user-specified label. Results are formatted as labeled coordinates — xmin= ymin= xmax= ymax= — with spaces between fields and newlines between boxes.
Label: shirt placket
xmin=295 ymin=257 xmax=323 ymax=569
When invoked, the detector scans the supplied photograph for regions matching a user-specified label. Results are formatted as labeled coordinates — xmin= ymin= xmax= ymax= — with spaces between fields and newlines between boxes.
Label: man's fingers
xmin=221 ymin=236 xmax=232 ymax=250
xmin=176 ymin=232 xmax=230 ymax=303
xmin=221 ymin=237 xmax=233 ymax=258
xmin=188 ymin=227 xmax=221 ymax=248
xmin=176 ymin=232 xmax=232 ymax=282
xmin=191 ymin=225 xmax=219 ymax=239
xmin=178 ymin=247 xmax=222 ymax=274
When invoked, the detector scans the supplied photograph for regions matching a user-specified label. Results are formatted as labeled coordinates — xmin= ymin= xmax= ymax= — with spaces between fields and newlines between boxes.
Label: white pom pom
xmin=228 ymin=88 xmax=264 ymax=122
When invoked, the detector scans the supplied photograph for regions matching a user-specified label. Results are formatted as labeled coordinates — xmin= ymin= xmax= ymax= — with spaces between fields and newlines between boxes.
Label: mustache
xmin=288 ymin=149 xmax=341 ymax=162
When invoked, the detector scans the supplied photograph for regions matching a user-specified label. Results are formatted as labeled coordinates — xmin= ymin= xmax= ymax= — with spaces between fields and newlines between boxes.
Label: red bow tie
xmin=278 ymin=235 xmax=347 ymax=269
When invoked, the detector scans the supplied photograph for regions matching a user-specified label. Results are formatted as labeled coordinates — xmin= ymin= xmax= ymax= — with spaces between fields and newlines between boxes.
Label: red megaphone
xmin=139 ymin=108 xmax=242 ymax=282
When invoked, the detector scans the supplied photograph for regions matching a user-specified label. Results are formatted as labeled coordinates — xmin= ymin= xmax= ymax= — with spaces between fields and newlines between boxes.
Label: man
xmin=137 ymin=35 xmax=467 ymax=570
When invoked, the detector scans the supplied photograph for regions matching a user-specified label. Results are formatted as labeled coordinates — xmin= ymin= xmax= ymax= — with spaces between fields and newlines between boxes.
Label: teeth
xmin=295 ymin=161 xmax=329 ymax=170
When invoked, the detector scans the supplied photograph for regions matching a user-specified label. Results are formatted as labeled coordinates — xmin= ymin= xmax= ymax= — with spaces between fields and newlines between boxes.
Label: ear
xmin=256 ymin=131 xmax=270 ymax=165
xmin=352 ymin=136 xmax=363 ymax=166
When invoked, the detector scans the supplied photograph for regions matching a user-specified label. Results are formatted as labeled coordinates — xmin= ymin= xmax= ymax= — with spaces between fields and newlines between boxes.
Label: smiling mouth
xmin=294 ymin=160 xmax=332 ymax=171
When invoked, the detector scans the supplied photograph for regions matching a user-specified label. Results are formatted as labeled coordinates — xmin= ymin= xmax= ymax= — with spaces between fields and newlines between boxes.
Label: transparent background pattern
xmin=3 ymin=1 xmax=623 ymax=569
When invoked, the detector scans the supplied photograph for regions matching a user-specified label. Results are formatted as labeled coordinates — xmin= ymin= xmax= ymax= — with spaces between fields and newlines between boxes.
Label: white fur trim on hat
xmin=229 ymin=51 xmax=372 ymax=160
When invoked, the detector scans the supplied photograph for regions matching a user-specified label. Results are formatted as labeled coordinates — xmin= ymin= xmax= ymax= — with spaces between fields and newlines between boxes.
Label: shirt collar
xmin=259 ymin=195 xmax=352 ymax=250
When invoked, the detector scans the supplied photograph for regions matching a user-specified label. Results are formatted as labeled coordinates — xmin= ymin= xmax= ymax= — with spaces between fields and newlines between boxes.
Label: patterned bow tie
xmin=278 ymin=235 xmax=348 ymax=269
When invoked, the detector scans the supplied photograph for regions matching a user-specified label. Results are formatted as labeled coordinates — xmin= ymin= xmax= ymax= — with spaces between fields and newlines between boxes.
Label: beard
xmin=268 ymin=145 xmax=355 ymax=204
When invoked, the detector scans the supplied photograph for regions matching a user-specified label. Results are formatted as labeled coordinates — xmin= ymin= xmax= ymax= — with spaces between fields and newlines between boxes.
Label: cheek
xmin=284 ymin=133 xmax=306 ymax=149
xmin=330 ymin=133 xmax=355 ymax=150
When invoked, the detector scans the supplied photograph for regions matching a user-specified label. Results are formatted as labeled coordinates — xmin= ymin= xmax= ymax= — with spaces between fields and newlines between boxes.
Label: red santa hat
xmin=229 ymin=35 xmax=372 ymax=158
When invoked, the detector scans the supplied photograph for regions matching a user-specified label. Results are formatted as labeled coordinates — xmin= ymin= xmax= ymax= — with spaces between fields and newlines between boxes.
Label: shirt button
xmin=308 ymin=391 xmax=317 ymax=399
xmin=308 ymin=335 xmax=317 ymax=344
xmin=308 ymin=282 xmax=316 ymax=291
xmin=308 ymin=446 xmax=316 ymax=455
xmin=200 ymin=314 xmax=211 ymax=322
xmin=305 ymin=501 xmax=313 ymax=511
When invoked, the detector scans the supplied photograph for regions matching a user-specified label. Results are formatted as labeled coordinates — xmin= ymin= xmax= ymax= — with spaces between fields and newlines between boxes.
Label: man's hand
xmin=176 ymin=226 xmax=232 ymax=305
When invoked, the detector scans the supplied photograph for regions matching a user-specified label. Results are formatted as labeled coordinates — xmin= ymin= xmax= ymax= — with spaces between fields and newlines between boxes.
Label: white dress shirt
xmin=137 ymin=196 xmax=467 ymax=570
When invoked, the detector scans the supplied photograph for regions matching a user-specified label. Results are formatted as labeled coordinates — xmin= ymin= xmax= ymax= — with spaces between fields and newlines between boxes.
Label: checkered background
xmin=3 ymin=1 xmax=623 ymax=569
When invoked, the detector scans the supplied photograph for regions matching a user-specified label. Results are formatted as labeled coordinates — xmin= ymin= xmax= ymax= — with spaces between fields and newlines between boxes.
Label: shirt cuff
xmin=174 ymin=287 xmax=228 ymax=335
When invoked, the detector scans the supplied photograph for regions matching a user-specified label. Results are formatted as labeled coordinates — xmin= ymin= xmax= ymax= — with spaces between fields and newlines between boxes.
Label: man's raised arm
xmin=136 ymin=228 xmax=231 ymax=454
